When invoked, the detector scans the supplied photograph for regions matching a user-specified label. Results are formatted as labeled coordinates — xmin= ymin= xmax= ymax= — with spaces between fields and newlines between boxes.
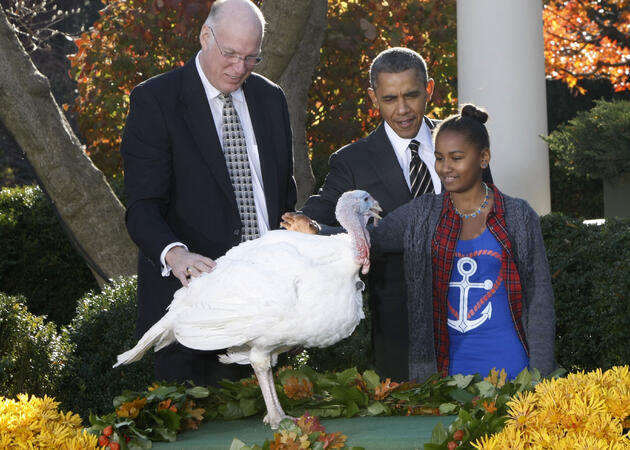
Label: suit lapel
xmin=425 ymin=116 xmax=439 ymax=131
xmin=180 ymin=60 xmax=237 ymax=208
xmin=366 ymin=123 xmax=413 ymax=209
xmin=243 ymin=76 xmax=279 ymax=224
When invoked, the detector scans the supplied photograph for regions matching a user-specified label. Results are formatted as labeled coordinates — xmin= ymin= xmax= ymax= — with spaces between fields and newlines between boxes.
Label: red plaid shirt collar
xmin=431 ymin=184 xmax=527 ymax=376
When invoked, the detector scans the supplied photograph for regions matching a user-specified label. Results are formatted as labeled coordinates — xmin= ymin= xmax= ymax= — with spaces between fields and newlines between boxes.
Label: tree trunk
xmin=0 ymin=0 xmax=324 ymax=285
xmin=259 ymin=0 xmax=326 ymax=208
xmin=0 ymin=6 xmax=136 ymax=284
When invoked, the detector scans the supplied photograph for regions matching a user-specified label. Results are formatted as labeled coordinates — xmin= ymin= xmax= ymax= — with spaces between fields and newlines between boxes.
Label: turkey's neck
xmin=345 ymin=217 xmax=367 ymax=249
xmin=339 ymin=212 xmax=370 ymax=273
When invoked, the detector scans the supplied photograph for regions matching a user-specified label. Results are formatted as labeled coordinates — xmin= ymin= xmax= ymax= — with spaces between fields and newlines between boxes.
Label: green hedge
xmin=1 ymin=277 xmax=152 ymax=419
xmin=541 ymin=213 xmax=630 ymax=371
xmin=0 ymin=186 xmax=98 ymax=326
xmin=0 ymin=293 xmax=72 ymax=398
xmin=544 ymin=99 xmax=630 ymax=181
xmin=56 ymin=276 xmax=154 ymax=419
xmin=544 ymin=78 xmax=630 ymax=219
xmin=1 ymin=193 xmax=629 ymax=411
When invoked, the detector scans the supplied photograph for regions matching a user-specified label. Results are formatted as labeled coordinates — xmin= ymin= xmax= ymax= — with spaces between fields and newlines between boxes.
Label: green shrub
xmin=0 ymin=293 xmax=72 ymax=398
xmin=544 ymin=99 xmax=630 ymax=181
xmin=548 ymin=160 xmax=603 ymax=219
xmin=56 ymin=276 xmax=153 ymax=419
xmin=541 ymin=213 xmax=630 ymax=371
xmin=0 ymin=186 xmax=98 ymax=326
xmin=544 ymin=78 xmax=630 ymax=219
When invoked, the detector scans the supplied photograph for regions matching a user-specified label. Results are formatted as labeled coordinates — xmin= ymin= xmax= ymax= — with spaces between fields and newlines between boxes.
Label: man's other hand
xmin=165 ymin=246 xmax=216 ymax=287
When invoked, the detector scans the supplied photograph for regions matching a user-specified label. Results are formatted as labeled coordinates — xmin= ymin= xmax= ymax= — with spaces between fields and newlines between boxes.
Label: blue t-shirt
xmin=447 ymin=228 xmax=528 ymax=379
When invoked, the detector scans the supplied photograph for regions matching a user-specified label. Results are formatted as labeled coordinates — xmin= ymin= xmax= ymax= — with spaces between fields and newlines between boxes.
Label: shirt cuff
xmin=160 ymin=242 xmax=188 ymax=277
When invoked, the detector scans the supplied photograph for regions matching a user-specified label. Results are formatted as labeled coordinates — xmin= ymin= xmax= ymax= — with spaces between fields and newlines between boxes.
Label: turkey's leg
xmin=251 ymin=356 xmax=287 ymax=429
xmin=265 ymin=363 xmax=287 ymax=421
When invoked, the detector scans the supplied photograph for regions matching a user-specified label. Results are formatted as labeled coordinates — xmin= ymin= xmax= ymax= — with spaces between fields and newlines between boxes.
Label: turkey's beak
xmin=369 ymin=202 xmax=382 ymax=226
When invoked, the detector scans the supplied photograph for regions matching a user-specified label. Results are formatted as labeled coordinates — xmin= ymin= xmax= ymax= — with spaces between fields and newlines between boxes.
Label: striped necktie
xmin=219 ymin=93 xmax=259 ymax=242
xmin=409 ymin=139 xmax=434 ymax=197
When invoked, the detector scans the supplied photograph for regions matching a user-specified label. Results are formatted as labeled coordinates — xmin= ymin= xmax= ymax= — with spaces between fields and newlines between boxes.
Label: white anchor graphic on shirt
xmin=447 ymin=257 xmax=493 ymax=333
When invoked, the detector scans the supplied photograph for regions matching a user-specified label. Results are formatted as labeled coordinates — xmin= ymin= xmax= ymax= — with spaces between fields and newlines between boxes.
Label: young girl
xmin=368 ymin=104 xmax=555 ymax=381
xmin=282 ymin=104 xmax=555 ymax=382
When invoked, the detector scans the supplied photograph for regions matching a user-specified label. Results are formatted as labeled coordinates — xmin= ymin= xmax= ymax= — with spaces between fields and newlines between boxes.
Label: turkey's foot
xmin=263 ymin=412 xmax=294 ymax=429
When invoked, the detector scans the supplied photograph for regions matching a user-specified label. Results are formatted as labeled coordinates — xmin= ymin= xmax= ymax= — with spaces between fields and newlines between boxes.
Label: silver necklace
xmin=452 ymin=182 xmax=489 ymax=219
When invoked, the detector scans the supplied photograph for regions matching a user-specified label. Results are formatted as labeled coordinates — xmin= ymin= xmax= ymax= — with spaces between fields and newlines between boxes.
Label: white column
xmin=457 ymin=0 xmax=550 ymax=214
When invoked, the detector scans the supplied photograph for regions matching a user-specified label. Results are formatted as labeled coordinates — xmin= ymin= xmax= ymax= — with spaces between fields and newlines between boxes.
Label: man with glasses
xmin=121 ymin=0 xmax=296 ymax=385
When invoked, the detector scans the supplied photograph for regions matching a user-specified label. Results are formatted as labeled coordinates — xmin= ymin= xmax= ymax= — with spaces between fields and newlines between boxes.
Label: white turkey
xmin=114 ymin=190 xmax=382 ymax=428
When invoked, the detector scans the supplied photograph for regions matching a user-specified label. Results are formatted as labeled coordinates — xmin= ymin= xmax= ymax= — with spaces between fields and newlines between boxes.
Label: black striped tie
xmin=409 ymin=139 xmax=434 ymax=197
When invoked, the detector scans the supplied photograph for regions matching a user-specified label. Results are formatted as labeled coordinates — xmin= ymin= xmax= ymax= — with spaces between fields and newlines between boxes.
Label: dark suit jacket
xmin=302 ymin=120 xmax=435 ymax=222
xmin=121 ymin=59 xmax=297 ymax=336
xmin=301 ymin=118 xmax=492 ymax=380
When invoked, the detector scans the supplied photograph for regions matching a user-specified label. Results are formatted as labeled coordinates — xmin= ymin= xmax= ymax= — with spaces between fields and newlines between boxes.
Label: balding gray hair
xmin=204 ymin=0 xmax=266 ymax=32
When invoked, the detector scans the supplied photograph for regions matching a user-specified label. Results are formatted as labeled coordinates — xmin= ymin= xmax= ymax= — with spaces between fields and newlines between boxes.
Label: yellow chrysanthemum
xmin=0 ymin=394 xmax=97 ymax=449
xmin=471 ymin=433 xmax=501 ymax=449
xmin=480 ymin=366 xmax=630 ymax=448
xmin=506 ymin=391 xmax=538 ymax=429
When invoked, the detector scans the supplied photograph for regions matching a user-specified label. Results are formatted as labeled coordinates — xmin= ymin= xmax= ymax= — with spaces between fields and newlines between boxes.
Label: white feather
xmin=114 ymin=190 xmax=380 ymax=428
xmin=115 ymin=230 xmax=364 ymax=367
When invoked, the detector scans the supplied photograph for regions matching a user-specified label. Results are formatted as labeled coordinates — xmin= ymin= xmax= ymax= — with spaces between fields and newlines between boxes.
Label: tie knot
xmin=408 ymin=139 xmax=420 ymax=155
xmin=219 ymin=92 xmax=233 ymax=105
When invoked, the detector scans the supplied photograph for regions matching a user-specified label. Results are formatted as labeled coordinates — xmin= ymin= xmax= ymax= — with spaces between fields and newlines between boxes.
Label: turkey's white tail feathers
xmin=113 ymin=321 xmax=173 ymax=368
xmin=218 ymin=346 xmax=251 ymax=365
xmin=172 ymin=303 xmax=276 ymax=351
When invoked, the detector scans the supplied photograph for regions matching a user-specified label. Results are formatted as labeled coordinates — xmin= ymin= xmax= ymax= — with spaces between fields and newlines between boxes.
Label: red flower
xmin=110 ymin=443 xmax=121 ymax=450
xmin=103 ymin=425 xmax=113 ymax=437
xmin=447 ymin=441 xmax=458 ymax=450
xmin=452 ymin=429 xmax=464 ymax=441
xmin=98 ymin=435 xmax=109 ymax=447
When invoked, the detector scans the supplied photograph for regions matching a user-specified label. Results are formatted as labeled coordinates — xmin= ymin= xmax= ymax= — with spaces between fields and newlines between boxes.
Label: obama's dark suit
xmin=302 ymin=119 xmax=492 ymax=381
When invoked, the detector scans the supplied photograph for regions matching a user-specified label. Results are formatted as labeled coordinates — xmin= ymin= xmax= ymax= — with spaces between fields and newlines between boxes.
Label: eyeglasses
xmin=209 ymin=27 xmax=263 ymax=68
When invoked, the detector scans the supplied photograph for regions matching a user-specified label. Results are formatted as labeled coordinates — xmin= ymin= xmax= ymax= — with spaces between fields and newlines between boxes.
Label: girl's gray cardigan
xmin=369 ymin=191 xmax=556 ymax=382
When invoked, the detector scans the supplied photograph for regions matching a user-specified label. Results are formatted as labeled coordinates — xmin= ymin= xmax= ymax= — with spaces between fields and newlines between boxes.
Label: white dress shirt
xmin=384 ymin=119 xmax=442 ymax=195
xmin=159 ymin=53 xmax=271 ymax=275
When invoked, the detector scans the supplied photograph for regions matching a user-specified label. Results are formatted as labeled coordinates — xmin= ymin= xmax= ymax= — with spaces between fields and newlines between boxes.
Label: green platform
xmin=152 ymin=415 xmax=454 ymax=449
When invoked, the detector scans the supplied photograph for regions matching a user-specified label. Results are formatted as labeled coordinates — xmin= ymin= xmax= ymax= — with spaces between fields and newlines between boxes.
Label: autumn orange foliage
xmin=543 ymin=0 xmax=630 ymax=93
xmin=69 ymin=0 xmax=628 ymax=179
xmin=69 ymin=0 xmax=456 ymax=178
xmin=283 ymin=376 xmax=314 ymax=400
xmin=371 ymin=378 xmax=400 ymax=401
xmin=308 ymin=0 xmax=457 ymax=176
xmin=70 ymin=0 xmax=212 ymax=175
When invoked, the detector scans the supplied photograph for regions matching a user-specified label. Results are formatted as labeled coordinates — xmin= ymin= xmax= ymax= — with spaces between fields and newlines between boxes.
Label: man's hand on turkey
xmin=165 ymin=246 xmax=216 ymax=287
